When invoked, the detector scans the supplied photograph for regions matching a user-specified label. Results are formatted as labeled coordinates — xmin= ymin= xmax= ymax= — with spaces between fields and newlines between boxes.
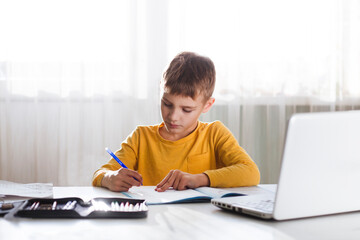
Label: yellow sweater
xmin=92 ymin=121 xmax=260 ymax=188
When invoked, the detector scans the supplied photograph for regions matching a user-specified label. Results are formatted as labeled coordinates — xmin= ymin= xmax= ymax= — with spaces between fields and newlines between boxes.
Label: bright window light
xmin=0 ymin=0 xmax=359 ymax=101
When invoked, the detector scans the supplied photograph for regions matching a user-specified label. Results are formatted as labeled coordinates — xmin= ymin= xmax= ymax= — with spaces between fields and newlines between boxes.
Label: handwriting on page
xmin=0 ymin=180 xmax=53 ymax=198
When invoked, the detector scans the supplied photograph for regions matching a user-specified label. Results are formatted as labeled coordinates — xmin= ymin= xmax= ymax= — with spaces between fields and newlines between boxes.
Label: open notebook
xmin=121 ymin=186 xmax=246 ymax=205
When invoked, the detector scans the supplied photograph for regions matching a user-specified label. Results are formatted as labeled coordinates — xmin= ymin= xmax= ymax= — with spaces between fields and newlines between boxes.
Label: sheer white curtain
xmin=168 ymin=0 xmax=360 ymax=183
xmin=1 ymin=0 xmax=359 ymax=185
xmin=0 ymin=0 xmax=166 ymax=185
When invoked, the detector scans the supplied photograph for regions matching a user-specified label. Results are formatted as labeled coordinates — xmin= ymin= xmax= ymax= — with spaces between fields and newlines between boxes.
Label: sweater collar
xmin=157 ymin=121 xmax=200 ymax=144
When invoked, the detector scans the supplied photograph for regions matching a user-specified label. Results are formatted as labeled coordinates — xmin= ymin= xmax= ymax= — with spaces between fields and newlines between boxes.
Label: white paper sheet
xmin=0 ymin=180 xmax=53 ymax=198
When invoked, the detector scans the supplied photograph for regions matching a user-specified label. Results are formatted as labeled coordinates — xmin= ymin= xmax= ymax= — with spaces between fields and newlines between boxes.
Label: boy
xmin=92 ymin=52 xmax=260 ymax=192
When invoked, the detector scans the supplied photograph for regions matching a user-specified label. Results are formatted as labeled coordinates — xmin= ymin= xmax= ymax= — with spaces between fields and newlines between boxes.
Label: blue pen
xmin=105 ymin=147 xmax=142 ymax=185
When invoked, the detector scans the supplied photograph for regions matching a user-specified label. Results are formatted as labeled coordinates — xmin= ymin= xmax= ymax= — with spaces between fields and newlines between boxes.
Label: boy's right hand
xmin=101 ymin=168 xmax=143 ymax=192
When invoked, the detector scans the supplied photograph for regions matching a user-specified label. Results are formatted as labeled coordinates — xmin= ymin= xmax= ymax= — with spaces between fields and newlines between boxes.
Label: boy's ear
xmin=202 ymin=97 xmax=215 ymax=113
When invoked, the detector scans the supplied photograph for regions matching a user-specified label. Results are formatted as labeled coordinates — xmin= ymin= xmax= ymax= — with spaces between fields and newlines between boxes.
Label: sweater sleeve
xmin=204 ymin=122 xmax=260 ymax=187
xmin=91 ymin=128 xmax=140 ymax=187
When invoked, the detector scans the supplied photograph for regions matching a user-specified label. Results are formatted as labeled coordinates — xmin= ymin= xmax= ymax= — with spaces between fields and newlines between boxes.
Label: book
xmin=121 ymin=186 xmax=246 ymax=205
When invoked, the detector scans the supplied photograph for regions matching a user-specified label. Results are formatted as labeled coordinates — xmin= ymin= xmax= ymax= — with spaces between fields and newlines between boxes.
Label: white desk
xmin=1 ymin=185 xmax=360 ymax=240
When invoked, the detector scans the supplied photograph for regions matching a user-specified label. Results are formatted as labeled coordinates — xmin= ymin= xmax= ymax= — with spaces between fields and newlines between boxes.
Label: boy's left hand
xmin=155 ymin=170 xmax=210 ymax=192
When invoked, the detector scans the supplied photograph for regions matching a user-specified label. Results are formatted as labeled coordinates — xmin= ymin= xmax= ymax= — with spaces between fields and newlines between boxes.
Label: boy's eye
xmin=183 ymin=109 xmax=192 ymax=113
xmin=163 ymin=101 xmax=172 ymax=107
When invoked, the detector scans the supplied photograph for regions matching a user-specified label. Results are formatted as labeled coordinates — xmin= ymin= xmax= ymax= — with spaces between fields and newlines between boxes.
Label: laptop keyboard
xmin=236 ymin=199 xmax=274 ymax=213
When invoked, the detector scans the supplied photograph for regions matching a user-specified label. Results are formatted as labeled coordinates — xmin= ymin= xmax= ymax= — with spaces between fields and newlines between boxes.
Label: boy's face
xmin=159 ymin=92 xmax=214 ymax=141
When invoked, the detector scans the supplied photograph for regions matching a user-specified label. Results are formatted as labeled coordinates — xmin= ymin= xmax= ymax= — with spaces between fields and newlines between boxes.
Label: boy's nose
xmin=168 ymin=109 xmax=180 ymax=121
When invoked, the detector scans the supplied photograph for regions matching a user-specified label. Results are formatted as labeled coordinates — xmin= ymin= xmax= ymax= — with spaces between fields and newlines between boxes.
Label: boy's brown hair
xmin=162 ymin=52 xmax=216 ymax=101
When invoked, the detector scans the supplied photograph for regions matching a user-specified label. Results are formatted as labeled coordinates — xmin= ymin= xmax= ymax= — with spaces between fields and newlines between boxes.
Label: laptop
xmin=211 ymin=110 xmax=360 ymax=220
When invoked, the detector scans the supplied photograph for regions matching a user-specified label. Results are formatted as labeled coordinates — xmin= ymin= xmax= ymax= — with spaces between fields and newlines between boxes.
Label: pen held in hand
xmin=105 ymin=147 xmax=143 ymax=185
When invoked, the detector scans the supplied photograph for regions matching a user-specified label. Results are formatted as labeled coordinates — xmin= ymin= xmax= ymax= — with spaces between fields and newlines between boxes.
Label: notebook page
xmin=125 ymin=186 xmax=209 ymax=204
xmin=0 ymin=180 xmax=53 ymax=198
xmin=195 ymin=187 xmax=245 ymax=198
xmin=196 ymin=185 xmax=277 ymax=198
